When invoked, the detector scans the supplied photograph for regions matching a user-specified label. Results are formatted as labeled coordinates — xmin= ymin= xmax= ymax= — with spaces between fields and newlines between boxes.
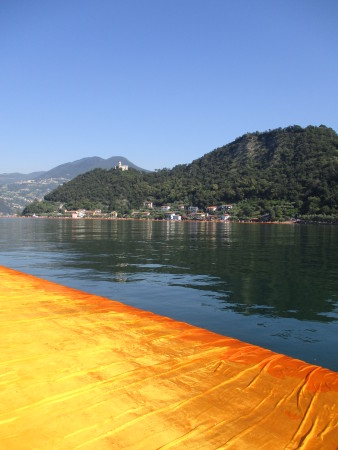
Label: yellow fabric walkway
xmin=0 ymin=265 xmax=337 ymax=449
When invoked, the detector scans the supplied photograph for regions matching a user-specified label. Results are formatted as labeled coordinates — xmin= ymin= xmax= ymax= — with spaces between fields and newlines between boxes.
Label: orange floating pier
xmin=0 ymin=265 xmax=337 ymax=449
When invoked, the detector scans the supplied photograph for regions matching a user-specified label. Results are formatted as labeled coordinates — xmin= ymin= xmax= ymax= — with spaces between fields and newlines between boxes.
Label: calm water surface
xmin=1 ymin=218 xmax=337 ymax=371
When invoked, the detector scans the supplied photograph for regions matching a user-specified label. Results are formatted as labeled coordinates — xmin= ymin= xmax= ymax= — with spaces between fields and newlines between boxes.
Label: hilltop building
xmin=115 ymin=161 xmax=128 ymax=171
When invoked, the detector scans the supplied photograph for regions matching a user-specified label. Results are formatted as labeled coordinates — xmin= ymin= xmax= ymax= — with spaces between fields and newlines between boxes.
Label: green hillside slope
xmin=25 ymin=125 xmax=338 ymax=221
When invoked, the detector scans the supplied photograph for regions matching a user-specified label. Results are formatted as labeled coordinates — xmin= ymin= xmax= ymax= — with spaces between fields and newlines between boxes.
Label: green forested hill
xmin=25 ymin=125 xmax=338 ymax=220
xmin=45 ymin=168 xmax=151 ymax=213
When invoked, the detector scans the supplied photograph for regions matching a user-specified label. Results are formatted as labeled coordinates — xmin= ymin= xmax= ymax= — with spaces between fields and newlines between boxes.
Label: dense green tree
xmin=22 ymin=200 xmax=59 ymax=216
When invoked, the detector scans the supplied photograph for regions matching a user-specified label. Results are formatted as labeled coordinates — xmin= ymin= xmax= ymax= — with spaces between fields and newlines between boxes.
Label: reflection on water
xmin=0 ymin=218 xmax=337 ymax=371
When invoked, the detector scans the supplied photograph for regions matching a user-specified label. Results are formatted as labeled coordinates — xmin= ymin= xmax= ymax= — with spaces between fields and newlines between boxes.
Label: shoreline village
xmin=0 ymin=214 xmax=308 ymax=225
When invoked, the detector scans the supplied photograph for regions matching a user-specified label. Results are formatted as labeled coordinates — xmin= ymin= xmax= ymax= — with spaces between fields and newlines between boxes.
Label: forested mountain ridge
xmin=181 ymin=125 xmax=337 ymax=210
xmin=29 ymin=125 xmax=338 ymax=220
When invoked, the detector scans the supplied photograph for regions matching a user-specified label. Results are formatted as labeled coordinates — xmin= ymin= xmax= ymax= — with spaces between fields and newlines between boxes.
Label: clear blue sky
xmin=1 ymin=0 xmax=337 ymax=173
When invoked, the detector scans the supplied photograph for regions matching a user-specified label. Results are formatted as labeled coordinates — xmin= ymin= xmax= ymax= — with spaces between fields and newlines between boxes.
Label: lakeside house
xmin=161 ymin=205 xmax=171 ymax=211
xmin=71 ymin=209 xmax=86 ymax=218
xmin=165 ymin=213 xmax=182 ymax=221
xmin=143 ymin=201 xmax=153 ymax=209
xmin=206 ymin=206 xmax=217 ymax=212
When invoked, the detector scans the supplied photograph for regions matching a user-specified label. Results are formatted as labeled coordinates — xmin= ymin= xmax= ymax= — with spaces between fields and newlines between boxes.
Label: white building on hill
xmin=116 ymin=161 xmax=128 ymax=171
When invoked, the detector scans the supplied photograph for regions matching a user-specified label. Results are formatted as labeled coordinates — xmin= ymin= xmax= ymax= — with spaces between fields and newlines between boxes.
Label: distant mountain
xmin=0 ymin=156 xmax=148 ymax=214
xmin=38 ymin=125 xmax=338 ymax=221
xmin=35 ymin=156 xmax=148 ymax=180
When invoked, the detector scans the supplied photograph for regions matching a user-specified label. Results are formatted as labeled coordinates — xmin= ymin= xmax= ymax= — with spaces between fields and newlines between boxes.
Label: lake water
xmin=1 ymin=218 xmax=337 ymax=371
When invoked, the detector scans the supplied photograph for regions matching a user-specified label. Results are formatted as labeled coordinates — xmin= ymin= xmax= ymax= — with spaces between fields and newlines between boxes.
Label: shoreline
xmin=2 ymin=215 xmax=338 ymax=226
xmin=1 ymin=214 xmax=334 ymax=225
